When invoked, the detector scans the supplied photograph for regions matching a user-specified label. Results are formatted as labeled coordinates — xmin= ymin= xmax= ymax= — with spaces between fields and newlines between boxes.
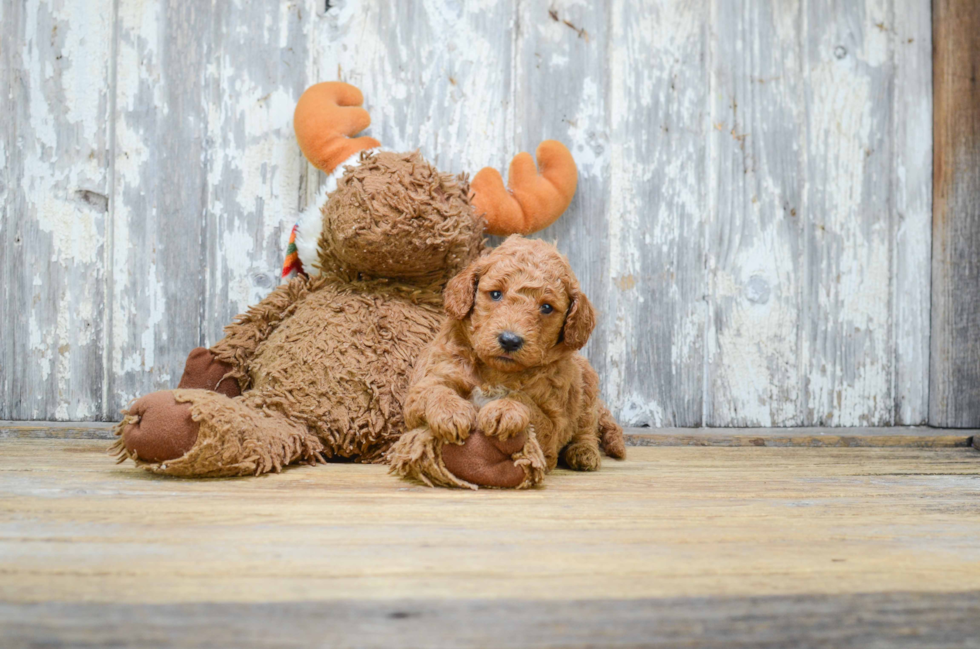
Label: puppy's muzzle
xmin=497 ymin=331 xmax=524 ymax=353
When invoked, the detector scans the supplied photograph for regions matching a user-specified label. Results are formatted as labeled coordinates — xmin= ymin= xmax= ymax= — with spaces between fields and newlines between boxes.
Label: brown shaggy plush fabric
xmin=388 ymin=236 xmax=625 ymax=489
xmin=111 ymin=388 xmax=324 ymax=477
xmin=113 ymin=151 xmax=485 ymax=476
xmin=317 ymin=151 xmax=480 ymax=283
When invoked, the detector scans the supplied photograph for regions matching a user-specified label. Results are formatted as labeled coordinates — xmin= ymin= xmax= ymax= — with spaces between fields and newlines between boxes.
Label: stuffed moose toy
xmin=112 ymin=81 xmax=615 ymax=488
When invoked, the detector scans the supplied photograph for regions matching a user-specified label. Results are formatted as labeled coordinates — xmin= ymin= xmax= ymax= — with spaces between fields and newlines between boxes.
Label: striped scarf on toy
xmin=281 ymin=222 xmax=305 ymax=280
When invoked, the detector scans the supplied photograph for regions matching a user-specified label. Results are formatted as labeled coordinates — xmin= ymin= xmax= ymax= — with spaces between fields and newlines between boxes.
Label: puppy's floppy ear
xmin=561 ymin=285 xmax=596 ymax=350
xmin=444 ymin=258 xmax=484 ymax=320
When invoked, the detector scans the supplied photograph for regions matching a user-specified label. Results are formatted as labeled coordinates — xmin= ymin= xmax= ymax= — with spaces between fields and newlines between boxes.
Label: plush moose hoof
xmin=442 ymin=430 xmax=528 ymax=488
xmin=177 ymin=347 xmax=240 ymax=398
xmin=121 ymin=392 xmax=200 ymax=463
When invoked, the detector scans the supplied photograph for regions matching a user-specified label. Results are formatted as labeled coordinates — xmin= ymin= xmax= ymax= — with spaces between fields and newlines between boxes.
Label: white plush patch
xmin=294 ymin=183 xmax=331 ymax=277
xmin=294 ymin=149 xmax=387 ymax=275
xmin=470 ymin=385 xmax=510 ymax=409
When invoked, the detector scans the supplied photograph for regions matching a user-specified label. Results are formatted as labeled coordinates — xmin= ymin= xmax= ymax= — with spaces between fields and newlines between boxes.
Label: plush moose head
xmin=314 ymin=149 xmax=481 ymax=283
xmin=284 ymin=82 xmax=579 ymax=284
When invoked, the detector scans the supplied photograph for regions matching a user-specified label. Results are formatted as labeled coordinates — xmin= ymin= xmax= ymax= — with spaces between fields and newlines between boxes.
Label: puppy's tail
xmin=598 ymin=404 xmax=626 ymax=460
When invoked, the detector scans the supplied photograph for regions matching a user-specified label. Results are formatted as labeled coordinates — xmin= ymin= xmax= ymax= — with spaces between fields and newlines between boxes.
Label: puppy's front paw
xmin=477 ymin=399 xmax=530 ymax=440
xmin=562 ymin=442 xmax=601 ymax=472
xmin=426 ymin=397 xmax=478 ymax=443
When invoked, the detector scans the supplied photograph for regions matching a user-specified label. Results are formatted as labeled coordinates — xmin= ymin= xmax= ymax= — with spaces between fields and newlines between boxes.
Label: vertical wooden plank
xmin=0 ymin=0 xmax=112 ymax=420
xmin=510 ymin=1 xmax=612 ymax=409
xmin=931 ymin=0 xmax=980 ymax=427
xmin=310 ymin=0 xmax=517 ymax=187
xmin=200 ymin=2 xmax=316 ymax=344
xmin=705 ymin=0 xmax=805 ymax=426
xmin=706 ymin=0 xmax=931 ymax=427
xmin=0 ymin=0 xmax=13 ymax=418
xmin=801 ymin=0 xmax=897 ymax=426
xmin=892 ymin=0 xmax=932 ymax=424
xmin=106 ymin=0 xmax=214 ymax=415
xmin=602 ymin=0 xmax=707 ymax=426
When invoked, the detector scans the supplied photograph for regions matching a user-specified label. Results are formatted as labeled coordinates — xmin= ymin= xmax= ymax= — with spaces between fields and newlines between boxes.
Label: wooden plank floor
xmin=2 ymin=420 xmax=977 ymax=448
xmin=2 ymin=437 xmax=979 ymax=647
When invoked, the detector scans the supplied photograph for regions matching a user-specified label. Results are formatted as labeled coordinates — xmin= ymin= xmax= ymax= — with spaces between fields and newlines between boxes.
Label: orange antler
xmin=294 ymin=82 xmax=381 ymax=174
xmin=471 ymin=140 xmax=578 ymax=236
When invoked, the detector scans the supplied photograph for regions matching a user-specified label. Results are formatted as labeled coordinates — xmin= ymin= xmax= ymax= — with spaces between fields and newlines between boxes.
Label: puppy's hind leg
xmin=560 ymin=409 xmax=603 ymax=472
xmin=563 ymin=403 xmax=625 ymax=470
xmin=561 ymin=435 xmax=602 ymax=471
xmin=598 ymin=403 xmax=626 ymax=460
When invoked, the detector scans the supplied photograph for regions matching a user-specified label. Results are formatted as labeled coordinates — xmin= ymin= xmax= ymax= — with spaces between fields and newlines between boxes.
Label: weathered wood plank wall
xmin=2 ymin=0 xmax=113 ymax=420
xmin=0 ymin=0 xmax=935 ymax=426
xmin=930 ymin=0 xmax=980 ymax=427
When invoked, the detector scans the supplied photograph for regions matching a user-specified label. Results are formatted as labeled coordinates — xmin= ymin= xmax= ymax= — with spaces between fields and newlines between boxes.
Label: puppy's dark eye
xmin=540 ymin=303 xmax=554 ymax=315
xmin=489 ymin=290 xmax=503 ymax=301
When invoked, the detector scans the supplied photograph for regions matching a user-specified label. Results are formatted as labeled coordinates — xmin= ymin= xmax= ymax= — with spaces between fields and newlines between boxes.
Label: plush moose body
xmin=112 ymin=82 xmax=581 ymax=485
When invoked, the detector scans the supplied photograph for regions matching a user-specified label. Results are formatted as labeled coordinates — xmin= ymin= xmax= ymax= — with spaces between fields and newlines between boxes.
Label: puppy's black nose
xmin=498 ymin=331 xmax=524 ymax=353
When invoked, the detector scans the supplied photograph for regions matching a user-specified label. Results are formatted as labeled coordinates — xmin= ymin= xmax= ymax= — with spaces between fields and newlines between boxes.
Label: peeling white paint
xmin=890 ymin=0 xmax=932 ymax=425
xmin=804 ymin=25 xmax=894 ymax=426
xmin=4 ymin=0 xmax=933 ymax=426
xmin=4 ymin=0 xmax=112 ymax=420
xmin=314 ymin=0 xmax=517 ymax=177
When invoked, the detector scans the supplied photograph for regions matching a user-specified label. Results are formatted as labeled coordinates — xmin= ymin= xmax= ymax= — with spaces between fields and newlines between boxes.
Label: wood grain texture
xmin=707 ymin=0 xmax=933 ymax=427
xmin=105 ymin=0 xmax=317 ymax=417
xmin=1 ymin=1 xmax=935 ymax=427
xmin=930 ymin=0 xmax=980 ymax=427
xmin=3 ymin=421 xmax=974 ymax=448
xmin=0 ymin=0 xmax=113 ymax=420
xmin=801 ymin=0 xmax=920 ymax=427
xmin=627 ymin=426 xmax=974 ymax=448
xmin=0 ymin=421 xmax=117 ymax=440
xmin=706 ymin=0 xmax=806 ymax=426
xmin=892 ymin=0 xmax=933 ymax=425
xmin=105 ymin=0 xmax=215 ymax=415
xmin=4 ymin=592 xmax=980 ymax=649
xmin=601 ymin=0 xmax=708 ymax=426
xmin=2 ymin=440 xmax=980 ymax=606
xmin=200 ymin=2 xmax=315 ymax=349
xmin=310 ymin=0 xmax=517 ymax=185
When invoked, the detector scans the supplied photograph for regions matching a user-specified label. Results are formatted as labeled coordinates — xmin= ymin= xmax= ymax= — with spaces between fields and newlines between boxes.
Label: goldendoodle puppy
xmin=389 ymin=235 xmax=626 ymax=489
